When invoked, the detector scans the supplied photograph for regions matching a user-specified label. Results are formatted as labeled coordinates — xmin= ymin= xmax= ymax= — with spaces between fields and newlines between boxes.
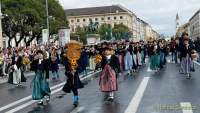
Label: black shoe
xmin=73 ymin=101 xmax=78 ymax=107
xmin=107 ymin=96 xmax=114 ymax=102
xmin=37 ymin=101 xmax=43 ymax=105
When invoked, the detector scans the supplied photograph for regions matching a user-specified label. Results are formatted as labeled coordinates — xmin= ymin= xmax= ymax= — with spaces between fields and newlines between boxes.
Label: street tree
xmin=1 ymin=0 xmax=68 ymax=47
xmin=98 ymin=23 xmax=112 ymax=40
xmin=112 ymin=23 xmax=130 ymax=40
xmin=72 ymin=26 xmax=87 ymax=44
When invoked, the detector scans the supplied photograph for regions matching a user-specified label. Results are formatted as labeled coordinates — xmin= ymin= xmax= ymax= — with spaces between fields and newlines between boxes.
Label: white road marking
xmin=70 ymin=107 xmax=85 ymax=113
xmin=124 ymin=77 xmax=150 ymax=113
xmin=3 ymin=71 xmax=101 ymax=113
xmin=5 ymin=87 xmax=62 ymax=113
xmin=180 ymin=102 xmax=194 ymax=113
xmin=0 ymin=82 xmax=65 ymax=112
xmin=194 ymin=61 xmax=200 ymax=66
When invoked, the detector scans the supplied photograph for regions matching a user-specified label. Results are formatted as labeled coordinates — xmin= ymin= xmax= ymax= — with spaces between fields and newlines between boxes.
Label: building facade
xmin=189 ymin=9 xmax=200 ymax=40
xmin=65 ymin=5 xmax=159 ymax=42
xmin=144 ymin=23 xmax=152 ymax=41
xmin=176 ymin=22 xmax=190 ymax=37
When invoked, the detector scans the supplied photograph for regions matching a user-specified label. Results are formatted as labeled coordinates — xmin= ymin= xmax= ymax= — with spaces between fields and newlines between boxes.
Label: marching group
xmin=0 ymin=31 xmax=199 ymax=107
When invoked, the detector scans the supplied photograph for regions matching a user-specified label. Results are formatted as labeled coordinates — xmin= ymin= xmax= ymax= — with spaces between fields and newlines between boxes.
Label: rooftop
xmin=189 ymin=9 xmax=200 ymax=21
xmin=65 ymin=5 xmax=129 ymax=16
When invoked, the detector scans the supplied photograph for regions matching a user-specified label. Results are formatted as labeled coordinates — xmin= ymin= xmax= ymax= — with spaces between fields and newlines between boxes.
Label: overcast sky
xmin=59 ymin=0 xmax=200 ymax=36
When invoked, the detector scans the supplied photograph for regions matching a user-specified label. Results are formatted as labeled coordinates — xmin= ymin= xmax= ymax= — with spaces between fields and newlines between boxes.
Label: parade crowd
xmin=0 ymin=32 xmax=199 ymax=106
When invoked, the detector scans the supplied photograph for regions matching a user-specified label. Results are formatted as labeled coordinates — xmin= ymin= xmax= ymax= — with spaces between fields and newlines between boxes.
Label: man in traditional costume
xmin=62 ymin=41 xmax=84 ymax=107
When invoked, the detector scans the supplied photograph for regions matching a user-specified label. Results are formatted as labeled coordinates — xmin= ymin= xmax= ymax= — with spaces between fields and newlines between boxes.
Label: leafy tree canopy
xmin=1 ymin=0 xmax=68 ymax=47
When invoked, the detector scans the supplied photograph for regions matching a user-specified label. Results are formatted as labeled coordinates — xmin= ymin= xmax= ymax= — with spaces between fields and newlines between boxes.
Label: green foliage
xmin=69 ymin=23 xmax=130 ymax=44
xmin=112 ymin=23 xmax=130 ymax=40
xmin=98 ymin=23 xmax=112 ymax=40
xmin=73 ymin=26 xmax=87 ymax=44
xmin=1 ymin=0 xmax=68 ymax=47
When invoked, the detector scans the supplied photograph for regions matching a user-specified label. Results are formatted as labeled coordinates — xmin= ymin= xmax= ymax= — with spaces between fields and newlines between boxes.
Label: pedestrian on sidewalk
xmin=99 ymin=45 xmax=120 ymax=101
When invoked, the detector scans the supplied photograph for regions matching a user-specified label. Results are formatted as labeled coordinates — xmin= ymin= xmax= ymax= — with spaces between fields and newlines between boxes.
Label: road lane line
xmin=193 ymin=61 xmax=200 ymax=66
xmin=70 ymin=107 xmax=85 ymax=113
xmin=180 ymin=102 xmax=194 ymax=113
xmin=124 ymin=77 xmax=150 ymax=113
xmin=0 ymin=82 xmax=65 ymax=112
xmin=5 ymin=87 xmax=63 ymax=113
xmin=4 ymin=71 xmax=101 ymax=113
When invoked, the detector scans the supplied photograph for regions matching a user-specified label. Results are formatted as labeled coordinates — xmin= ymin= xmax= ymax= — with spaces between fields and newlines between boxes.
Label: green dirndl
xmin=150 ymin=53 xmax=160 ymax=70
xmin=32 ymin=70 xmax=51 ymax=100
xmin=155 ymin=53 xmax=160 ymax=69
xmin=141 ymin=51 xmax=145 ymax=64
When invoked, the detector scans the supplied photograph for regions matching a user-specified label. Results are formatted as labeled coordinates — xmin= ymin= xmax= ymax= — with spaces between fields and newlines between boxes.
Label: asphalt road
xmin=0 ymin=61 xmax=200 ymax=113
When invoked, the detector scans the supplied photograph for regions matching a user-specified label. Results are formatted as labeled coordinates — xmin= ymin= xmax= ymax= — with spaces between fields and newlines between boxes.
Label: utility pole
xmin=45 ymin=0 xmax=49 ymax=38
xmin=0 ymin=0 xmax=3 ymax=48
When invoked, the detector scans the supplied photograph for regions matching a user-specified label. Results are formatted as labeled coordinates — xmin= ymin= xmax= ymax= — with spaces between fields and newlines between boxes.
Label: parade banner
xmin=86 ymin=34 xmax=100 ymax=45
xmin=59 ymin=28 xmax=70 ymax=46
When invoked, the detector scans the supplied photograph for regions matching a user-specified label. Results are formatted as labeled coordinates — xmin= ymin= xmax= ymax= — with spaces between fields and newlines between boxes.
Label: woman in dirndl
xmin=149 ymin=41 xmax=158 ymax=71
xmin=124 ymin=46 xmax=133 ymax=75
xmin=100 ymin=46 xmax=120 ymax=101
xmin=31 ymin=50 xmax=51 ymax=105
xmin=180 ymin=38 xmax=193 ymax=79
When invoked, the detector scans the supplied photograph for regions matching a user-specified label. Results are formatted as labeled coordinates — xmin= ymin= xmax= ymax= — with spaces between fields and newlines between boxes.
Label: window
xmin=114 ymin=17 xmax=117 ymax=20
xmin=120 ymin=16 xmax=123 ymax=19
xmin=101 ymin=17 xmax=104 ymax=20
xmin=107 ymin=17 xmax=110 ymax=20
xmin=83 ymin=19 xmax=86 ymax=22
xmin=77 ymin=19 xmax=80 ymax=22
xmin=71 ymin=20 xmax=74 ymax=23
xmin=95 ymin=18 xmax=98 ymax=21
xmin=89 ymin=18 xmax=92 ymax=21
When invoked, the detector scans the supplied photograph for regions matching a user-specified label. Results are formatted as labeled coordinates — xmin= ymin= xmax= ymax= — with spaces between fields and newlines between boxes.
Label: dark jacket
xmin=194 ymin=39 xmax=200 ymax=52
xmin=50 ymin=58 xmax=59 ymax=72
xmin=62 ymin=57 xmax=84 ymax=93
xmin=30 ymin=59 xmax=50 ymax=79
xmin=181 ymin=45 xmax=192 ymax=58
xmin=101 ymin=55 xmax=121 ymax=73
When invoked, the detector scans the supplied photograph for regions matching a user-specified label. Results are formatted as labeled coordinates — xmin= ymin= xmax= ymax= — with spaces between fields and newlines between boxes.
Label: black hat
xmin=37 ymin=50 xmax=44 ymax=54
